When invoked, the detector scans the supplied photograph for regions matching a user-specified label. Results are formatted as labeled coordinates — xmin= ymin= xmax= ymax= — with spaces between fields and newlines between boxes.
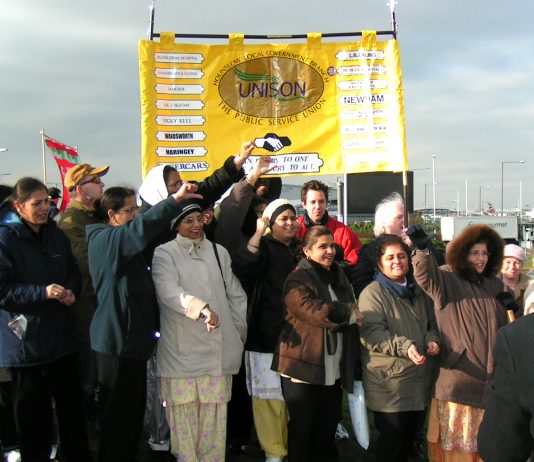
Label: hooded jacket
xmin=0 ymin=204 xmax=81 ymax=367
xmin=412 ymin=224 xmax=508 ymax=408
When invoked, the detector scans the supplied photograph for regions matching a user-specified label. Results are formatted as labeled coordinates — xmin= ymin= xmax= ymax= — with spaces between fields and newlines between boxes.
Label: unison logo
xmin=219 ymin=57 xmax=324 ymax=118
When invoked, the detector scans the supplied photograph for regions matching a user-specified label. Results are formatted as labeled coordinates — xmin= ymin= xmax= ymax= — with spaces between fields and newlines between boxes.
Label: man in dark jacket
xmin=478 ymin=314 xmax=534 ymax=461
xmin=59 ymin=162 xmax=109 ymax=423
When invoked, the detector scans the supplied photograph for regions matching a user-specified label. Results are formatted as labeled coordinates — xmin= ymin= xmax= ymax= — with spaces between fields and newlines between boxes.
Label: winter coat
xmin=152 ymin=234 xmax=247 ymax=378
xmin=232 ymin=234 xmax=301 ymax=353
xmin=296 ymin=212 xmax=362 ymax=266
xmin=0 ymin=207 xmax=81 ymax=367
xmin=58 ymin=199 xmax=99 ymax=345
xmin=87 ymin=196 xmax=185 ymax=361
xmin=412 ymin=224 xmax=508 ymax=408
xmin=359 ymin=279 xmax=439 ymax=412
xmin=478 ymin=314 xmax=534 ymax=462
xmin=272 ymin=258 xmax=361 ymax=391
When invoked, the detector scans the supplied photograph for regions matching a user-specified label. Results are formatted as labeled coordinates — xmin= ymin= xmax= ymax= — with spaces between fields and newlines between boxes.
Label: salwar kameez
xmin=161 ymin=375 xmax=232 ymax=462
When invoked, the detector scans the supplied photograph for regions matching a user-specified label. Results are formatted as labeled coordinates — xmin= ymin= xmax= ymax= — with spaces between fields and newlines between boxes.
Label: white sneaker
xmin=4 ymin=450 xmax=21 ymax=462
xmin=49 ymin=444 xmax=58 ymax=460
xmin=335 ymin=422 xmax=350 ymax=440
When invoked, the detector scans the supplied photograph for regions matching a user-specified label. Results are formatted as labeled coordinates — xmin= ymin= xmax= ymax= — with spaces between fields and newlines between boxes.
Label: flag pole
xmin=40 ymin=129 xmax=48 ymax=184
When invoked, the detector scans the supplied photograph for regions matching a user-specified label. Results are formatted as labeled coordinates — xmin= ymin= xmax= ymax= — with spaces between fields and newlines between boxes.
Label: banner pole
xmin=40 ymin=129 xmax=47 ymax=185
xmin=402 ymin=169 xmax=409 ymax=226
xmin=343 ymin=173 xmax=348 ymax=225
xmin=388 ymin=1 xmax=399 ymax=38
xmin=148 ymin=0 xmax=156 ymax=40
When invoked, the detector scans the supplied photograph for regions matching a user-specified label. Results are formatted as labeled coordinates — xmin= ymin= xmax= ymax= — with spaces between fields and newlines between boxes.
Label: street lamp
xmin=411 ymin=167 xmax=430 ymax=210
xmin=424 ymin=182 xmax=433 ymax=209
xmin=501 ymin=161 xmax=525 ymax=216
xmin=479 ymin=184 xmax=490 ymax=214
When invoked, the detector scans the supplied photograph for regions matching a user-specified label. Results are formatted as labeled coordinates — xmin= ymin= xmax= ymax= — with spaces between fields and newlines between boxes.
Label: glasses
xmin=181 ymin=216 xmax=203 ymax=225
xmin=117 ymin=206 xmax=140 ymax=214
xmin=469 ymin=251 xmax=490 ymax=258
xmin=80 ymin=176 xmax=102 ymax=186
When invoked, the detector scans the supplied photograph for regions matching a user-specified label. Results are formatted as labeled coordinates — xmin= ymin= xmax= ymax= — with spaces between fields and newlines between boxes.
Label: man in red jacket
xmin=296 ymin=180 xmax=362 ymax=265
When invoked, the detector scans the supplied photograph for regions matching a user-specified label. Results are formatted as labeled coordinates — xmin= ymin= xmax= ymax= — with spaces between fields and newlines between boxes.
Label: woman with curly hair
xmin=407 ymin=224 xmax=509 ymax=462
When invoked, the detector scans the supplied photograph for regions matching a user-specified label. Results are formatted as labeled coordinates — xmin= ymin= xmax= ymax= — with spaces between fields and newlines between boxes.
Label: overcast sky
xmin=1 ymin=0 xmax=533 ymax=212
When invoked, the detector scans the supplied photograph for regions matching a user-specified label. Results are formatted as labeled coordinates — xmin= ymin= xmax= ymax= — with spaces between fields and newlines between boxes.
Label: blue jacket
xmin=0 ymin=207 xmax=81 ymax=367
xmin=87 ymin=196 xmax=184 ymax=361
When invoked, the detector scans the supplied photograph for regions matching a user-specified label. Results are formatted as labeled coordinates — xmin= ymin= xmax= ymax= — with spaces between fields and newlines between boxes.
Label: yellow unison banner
xmin=139 ymin=31 xmax=408 ymax=179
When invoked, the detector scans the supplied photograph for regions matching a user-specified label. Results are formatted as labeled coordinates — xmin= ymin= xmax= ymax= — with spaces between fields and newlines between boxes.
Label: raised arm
xmin=215 ymin=154 xmax=274 ymax=253
xmin=196 ymin=142 xmax=253 ymax=207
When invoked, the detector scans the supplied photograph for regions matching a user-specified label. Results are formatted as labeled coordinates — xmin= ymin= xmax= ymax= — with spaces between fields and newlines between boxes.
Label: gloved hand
xmin=406 ymin=224 xmax=431 ymax=250
xmin=496 ymin=291 xmax=521 ymax=314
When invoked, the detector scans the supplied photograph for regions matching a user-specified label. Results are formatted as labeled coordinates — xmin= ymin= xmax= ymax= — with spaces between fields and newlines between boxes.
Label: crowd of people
xmin=0 ymin=141 xmax=533 ymax=462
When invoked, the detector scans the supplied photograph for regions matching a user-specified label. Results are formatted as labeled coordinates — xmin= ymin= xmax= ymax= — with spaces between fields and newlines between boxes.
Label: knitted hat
xmin=262 ymin=198 xmax=296 ymax=225
xmin=503 ymin=244 xmax=526 ymax=262
xmin=170 ymin=199 xmax=203 ymax=230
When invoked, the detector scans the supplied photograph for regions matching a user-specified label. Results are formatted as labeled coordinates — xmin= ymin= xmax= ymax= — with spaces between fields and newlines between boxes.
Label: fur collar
xmin=446 ymin=224 xmax=504 ymax=281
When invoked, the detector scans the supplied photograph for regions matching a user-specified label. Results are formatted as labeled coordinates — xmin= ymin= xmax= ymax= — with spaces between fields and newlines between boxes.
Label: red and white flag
xmin=44 ymin=137 xmax=79 ymax=212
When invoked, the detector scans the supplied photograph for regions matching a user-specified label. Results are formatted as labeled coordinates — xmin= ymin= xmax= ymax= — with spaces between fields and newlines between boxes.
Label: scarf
xmin=303 ymin=209 xmax=329 ymax=227
xmin=375 ymin=271 xmax=416 ymax=301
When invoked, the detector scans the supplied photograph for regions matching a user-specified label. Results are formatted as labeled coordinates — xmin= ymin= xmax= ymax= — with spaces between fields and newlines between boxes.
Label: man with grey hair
xmin=372 ymin=192 xmax=405 ymax=238
xmin=351 ymin=192 xmax=407 ymax=298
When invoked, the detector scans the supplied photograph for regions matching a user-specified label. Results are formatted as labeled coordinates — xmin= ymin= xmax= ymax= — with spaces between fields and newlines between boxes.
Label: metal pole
xmin=387 ymin=1 xmax=398 ymax=38
xmin=502 ymin=161 xmax=526 ymax=216
xmin=40 ymin=129 xmax=47 ymax=185
xmin=432 ymin=155 xmax=437 ymax=222
xmin=402 ymin=170 xmax=409 ymax=226
xmin=465 ymin=178 xmax=468 ymax=216
xmin=501 ymin=161 xmax=504 ymax=216
xmin=148 ymin=0 xmax=156 ymax=40
xmin=336 ymin=180 xmax=343 ymax=223
xmin=343 ymin=173 xmax=348 ymax=225
xmin=479 ymin=185 xmax=482 ymax=215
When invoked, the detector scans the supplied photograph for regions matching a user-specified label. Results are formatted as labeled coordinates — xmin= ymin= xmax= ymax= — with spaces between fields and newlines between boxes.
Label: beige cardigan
xmin=152 ymin=234 xmax=247 ymax=378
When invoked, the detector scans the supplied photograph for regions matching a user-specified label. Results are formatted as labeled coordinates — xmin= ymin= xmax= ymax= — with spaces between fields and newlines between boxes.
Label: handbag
xmin=347 ymin=380 xmax=370 ymax=449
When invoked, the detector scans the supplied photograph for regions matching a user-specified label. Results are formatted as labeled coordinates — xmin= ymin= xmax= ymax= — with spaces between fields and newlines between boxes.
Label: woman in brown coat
xmin=272 ymin=226 xmax=362 ymax=462
xmin=407 ymin=224 xmax=509 ymax=462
